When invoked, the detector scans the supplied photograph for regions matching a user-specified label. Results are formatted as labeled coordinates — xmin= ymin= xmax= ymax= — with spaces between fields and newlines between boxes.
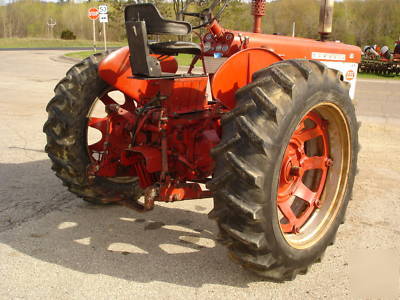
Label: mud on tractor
xmin=44 ymin=0 xmax=360 ymax=281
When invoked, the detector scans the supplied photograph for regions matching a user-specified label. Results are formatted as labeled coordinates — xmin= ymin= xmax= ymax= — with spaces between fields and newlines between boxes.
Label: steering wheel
xmin=179 ymin=0 xmax=229 ymax=30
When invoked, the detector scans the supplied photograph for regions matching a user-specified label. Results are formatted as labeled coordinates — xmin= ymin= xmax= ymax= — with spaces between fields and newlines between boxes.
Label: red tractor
xmin=44 ymin=0 xmax=360 ymax=280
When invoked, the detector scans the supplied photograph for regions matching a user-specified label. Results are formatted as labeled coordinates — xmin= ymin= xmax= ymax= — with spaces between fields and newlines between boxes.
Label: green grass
xmin=174 ymin=53 xmax=202 ymax=67
xmin=65 ymin=50 xmax=201 ymax=67
xmin=65 ymin=50 xmax=100 ymax=59
xmin=0 ymin=38 xmax=125 ymax=49
xmin=358 ymin=72 xmax=400 ymax=80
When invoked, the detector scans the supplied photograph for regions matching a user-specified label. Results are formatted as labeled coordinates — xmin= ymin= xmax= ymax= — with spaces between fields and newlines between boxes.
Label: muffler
xmin=319 ymin=0 xmax=334 ymax=41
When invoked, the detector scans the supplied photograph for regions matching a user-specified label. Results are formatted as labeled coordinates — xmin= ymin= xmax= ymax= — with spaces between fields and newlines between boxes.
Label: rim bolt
xmin=290 ymin=166 xmax=302 ymax=177
xmin=292 ymin=226 xmax=300 ymax=234
xmin=325 ymin=158 xmax=334 ymax=167
xmin=314 ymin=199 xmax=321 ymax=208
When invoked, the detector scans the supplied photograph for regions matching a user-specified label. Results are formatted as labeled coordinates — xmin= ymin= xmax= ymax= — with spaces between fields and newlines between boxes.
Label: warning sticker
xmin=346 ymin=70 xmax=355 ymax=81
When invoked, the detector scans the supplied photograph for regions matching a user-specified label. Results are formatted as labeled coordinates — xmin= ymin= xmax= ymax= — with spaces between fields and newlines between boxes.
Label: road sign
xmin=88 ymin=8 xmax=99 ymax=20
xmin=99 ymin=5 xmax=108 ymax=14
xmin=97 ymin=5 xmax=109 ymax=51
xmin=99 ymin=14 xmax=108 ymax=23
xmin=88 ymin=8 xmax=99 ymax=52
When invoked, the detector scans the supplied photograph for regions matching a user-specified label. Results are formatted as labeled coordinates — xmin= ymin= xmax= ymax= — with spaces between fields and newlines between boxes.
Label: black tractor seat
xmin=125 ymin=3 xmax=191 ymax=36
xmin=125 ymin=3 xmax=202 ymax=77
xmin=149 ymin=41 xmax=201 ymax=56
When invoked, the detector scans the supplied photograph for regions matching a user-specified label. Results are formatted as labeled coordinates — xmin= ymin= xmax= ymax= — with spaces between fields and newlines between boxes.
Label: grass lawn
xmin=65 ymin=50 xmax=102 ymax=59
xmin=65 ymin=50 xmax=201 ymax=67
xmin=358 ymin=72 xmax=400 ymax=80
xmin=0 ymin=38 xmax=125 ymax=48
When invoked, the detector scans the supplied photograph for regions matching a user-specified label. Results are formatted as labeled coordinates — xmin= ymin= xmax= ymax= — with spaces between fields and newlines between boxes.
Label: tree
xmin=173 ymin=0 xmax=196 ymax=20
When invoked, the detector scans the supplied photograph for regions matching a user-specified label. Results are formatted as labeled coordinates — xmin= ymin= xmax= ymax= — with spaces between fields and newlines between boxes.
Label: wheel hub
xmin=279 ymin=141 xmax=303 ymax=187
xmin=86 ymin=89 xmax=137 ymax=181
xmin=278 ymin=112 xmax=331 ymax=234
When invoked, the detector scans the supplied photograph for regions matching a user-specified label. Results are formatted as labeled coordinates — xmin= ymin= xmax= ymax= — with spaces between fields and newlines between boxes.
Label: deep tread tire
xmin=44 ymin=53 xmax=142 ymax=204
xmin=208 ymin=59 xmax=358 ymax=281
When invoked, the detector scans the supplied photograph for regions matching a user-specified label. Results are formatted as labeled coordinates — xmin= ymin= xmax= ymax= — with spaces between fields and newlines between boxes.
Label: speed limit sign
xmin=99 ymin=5 xmax=108 ymax=14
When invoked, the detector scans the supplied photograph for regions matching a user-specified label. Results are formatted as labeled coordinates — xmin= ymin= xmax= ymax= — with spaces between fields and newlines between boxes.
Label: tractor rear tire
xmin=43 ymin=53 xmax=142 ymax=205
xmin=208 ymin=60 xmax=358 ymax=281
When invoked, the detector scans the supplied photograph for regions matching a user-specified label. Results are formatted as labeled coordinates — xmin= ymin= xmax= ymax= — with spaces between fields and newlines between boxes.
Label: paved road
xmin=355 ymin=79 xmax=400 ymax=121
xmin=0 ymin=51 xmax=399 ymax=299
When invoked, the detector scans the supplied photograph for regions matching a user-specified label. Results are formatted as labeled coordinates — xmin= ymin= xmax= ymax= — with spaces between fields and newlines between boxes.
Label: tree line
xmin=0 ymin=0 xmax=399 ymax=49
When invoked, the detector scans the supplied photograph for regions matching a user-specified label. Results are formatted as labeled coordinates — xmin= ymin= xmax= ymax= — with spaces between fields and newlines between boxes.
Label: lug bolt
xmin=314 ymin=199 xmax=321 ymax=208
xmin=325 ymin=158 xmax=334 ymax=167
xmin=105 ymin=104 xmax=119 ymax=114
xmin=290 ymin=166 xmax=302 ymax=177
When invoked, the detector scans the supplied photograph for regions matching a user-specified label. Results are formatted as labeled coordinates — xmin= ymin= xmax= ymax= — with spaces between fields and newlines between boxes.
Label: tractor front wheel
xmin=208 ymin=60 xmax=358 ymax=281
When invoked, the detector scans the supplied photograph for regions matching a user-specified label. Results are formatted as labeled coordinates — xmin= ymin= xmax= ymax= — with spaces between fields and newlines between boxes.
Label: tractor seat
xmin=149 ymin=41 xmax=201 ymax=56
xmin=125 ymin=3 xmax=199 ymax=77
xmin=125 ymin=3 xmax=191 ymax=36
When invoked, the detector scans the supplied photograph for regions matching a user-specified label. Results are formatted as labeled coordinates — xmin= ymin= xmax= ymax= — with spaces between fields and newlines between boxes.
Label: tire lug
xmin=88 ymin=175 xmax=95 ymax=184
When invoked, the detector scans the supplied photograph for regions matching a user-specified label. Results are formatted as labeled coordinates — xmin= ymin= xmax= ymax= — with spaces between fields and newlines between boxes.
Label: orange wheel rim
xmin=278 ymin=111 xmax=331 ymax=234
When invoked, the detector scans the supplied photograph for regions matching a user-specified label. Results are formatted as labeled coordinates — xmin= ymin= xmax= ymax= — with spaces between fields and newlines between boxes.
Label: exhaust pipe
xmin=252 ymin=0 xmax=266 ymax=34
xmin=319 ymin=0 xmax=334 ymax=41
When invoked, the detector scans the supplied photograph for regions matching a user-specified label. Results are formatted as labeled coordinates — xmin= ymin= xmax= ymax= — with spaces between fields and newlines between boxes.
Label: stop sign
xmin=88 ymin=8 xmax=99 ymax=20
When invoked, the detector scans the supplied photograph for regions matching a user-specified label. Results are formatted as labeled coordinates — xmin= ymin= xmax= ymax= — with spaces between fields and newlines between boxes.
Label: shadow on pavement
xmin=0 ymin=159 xmax=265 ymax=288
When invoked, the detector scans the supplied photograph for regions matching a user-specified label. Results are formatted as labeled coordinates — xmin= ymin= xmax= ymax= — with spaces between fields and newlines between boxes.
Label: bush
xmin=60 ymin=30 xmax=76 ymax=40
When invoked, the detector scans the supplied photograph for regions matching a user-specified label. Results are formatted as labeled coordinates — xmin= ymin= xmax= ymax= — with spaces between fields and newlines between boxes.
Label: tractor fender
xmin=98 ymin=46 xmax=178 ymax=95
xmin=211 ymin=48 xmax=283 ymax=109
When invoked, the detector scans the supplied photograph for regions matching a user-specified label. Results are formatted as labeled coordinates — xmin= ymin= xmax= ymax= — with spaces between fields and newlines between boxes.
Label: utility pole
xmin=1 ymin=3 xmax=6 ymax=38
xmin=292 ymin=22 xmax=296 ymax=37
xmin=47 ymin=17 xmax=56 ymax=39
